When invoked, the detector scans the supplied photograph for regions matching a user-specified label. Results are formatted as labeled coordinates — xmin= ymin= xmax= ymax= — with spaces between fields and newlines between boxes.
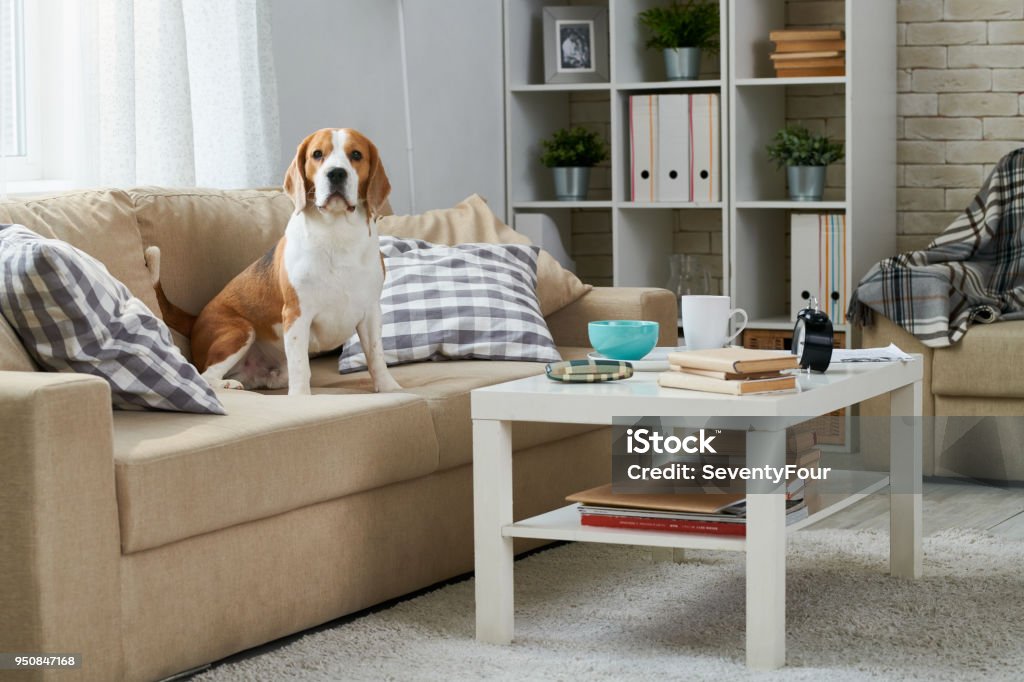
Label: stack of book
xmin=658 ymin=348 xmax=800 ymax=395
xmin=769 ymin=29 xmax=846 ymax=78
xmin=567 ymin=482 xmax=811 ymax=537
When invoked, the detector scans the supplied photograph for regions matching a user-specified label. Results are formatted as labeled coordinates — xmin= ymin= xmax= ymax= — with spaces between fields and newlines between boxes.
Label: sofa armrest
xmin=545 ymin=287 xmax=678 ymax=348
xmin=0 ymin=372 xmax=123 ymax=681
xmin=857 ymin=315 xmax=937 ymax=476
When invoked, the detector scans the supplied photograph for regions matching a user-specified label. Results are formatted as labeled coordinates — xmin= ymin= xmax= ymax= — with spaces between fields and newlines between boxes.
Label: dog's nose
xmin=326 ymin=167 xmax=347 ymax=185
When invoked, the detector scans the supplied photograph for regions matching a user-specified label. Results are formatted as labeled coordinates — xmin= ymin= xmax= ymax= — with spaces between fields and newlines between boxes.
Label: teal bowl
xmin=588 ymin=320 xmax=660 ymax=361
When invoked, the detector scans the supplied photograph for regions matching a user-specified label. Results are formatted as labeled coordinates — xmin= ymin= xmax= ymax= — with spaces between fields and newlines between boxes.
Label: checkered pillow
xmin=339 ymin=237 xmax=561 ymax=373
xmin=0 ymin=225 xmax=225 ymax=414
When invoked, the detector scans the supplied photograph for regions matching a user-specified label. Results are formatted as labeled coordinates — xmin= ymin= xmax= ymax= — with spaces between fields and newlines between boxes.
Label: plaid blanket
xmin=848 ymin=147 xmax=1024 ymax=347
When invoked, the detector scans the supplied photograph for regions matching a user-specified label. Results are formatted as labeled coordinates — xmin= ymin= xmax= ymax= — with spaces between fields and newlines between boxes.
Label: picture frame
xmin=543 ymin=6 xmax=609 ymax=84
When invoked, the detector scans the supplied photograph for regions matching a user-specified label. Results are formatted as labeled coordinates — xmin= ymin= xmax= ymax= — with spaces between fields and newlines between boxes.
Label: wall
xmin=269 ymin=0 xmax=505 ymax=216
xmin=568 ymin=0 xmax=1024 ymax=285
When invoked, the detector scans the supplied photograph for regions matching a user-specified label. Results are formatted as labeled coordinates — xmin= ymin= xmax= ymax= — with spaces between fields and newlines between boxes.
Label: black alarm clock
xmin=793 ymin=298 xmax=833 ymax=372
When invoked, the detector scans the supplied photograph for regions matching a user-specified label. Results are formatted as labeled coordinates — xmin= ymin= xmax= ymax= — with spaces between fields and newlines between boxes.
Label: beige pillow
xmin=0 ymin=189 xmax=161 ymax=317
xmin=378 ymin=194 xmax=591 ymax=316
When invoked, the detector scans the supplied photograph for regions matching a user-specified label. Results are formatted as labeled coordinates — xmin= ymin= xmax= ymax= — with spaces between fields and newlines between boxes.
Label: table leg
xmin=473 ymin=419 xmax=514 ymax=643
xmin=890 ymin=381 xmax=923 ymax=579
xmin=745 ymin=428 xmax=787 ymax=670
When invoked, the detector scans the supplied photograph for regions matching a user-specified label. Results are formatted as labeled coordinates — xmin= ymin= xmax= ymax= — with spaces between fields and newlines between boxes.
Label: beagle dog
xmin=150 ymin=128 xmax=402 ymax=395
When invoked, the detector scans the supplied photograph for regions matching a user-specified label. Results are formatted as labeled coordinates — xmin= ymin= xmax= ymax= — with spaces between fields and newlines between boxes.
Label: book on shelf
xmin=659 ymin=371 xmax=797 ymax=395
xmin=774 ymin=39 xmax=846 ymax=53
xmin=770 ymin=29 xmax=844 ymax=42
xmin=770 ymin=57 xmax=845 ymax=69
xmin=568 ymin=483 xmax=810 ymax=537
xmin=775 ymin=66 xmax=846 ymax=78
xmin=770 ymin=28 xmax=846 ymax=78
xmin=770 ymin=50 xmax=843 ymax=61
xmin=668 ymin=348 xmax=800 ymax=375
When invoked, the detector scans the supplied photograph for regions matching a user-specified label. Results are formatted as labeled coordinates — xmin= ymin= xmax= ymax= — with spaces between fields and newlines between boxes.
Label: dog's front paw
xmin=288 ymin=384 xmax=312 ymax=396
xmin=215 ymin=379 xmax=245 ymax=390
xmin=374 ymin=377 xmax=403 ymax=393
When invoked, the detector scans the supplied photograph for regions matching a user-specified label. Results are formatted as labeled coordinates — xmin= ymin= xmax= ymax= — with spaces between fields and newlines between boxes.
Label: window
xmin=0 ymin=0 xmax=41 ymax=184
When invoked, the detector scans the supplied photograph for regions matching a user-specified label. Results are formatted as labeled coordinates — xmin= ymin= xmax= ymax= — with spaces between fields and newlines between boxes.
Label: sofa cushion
xmin=378 ymin=194 xmax=591 ymax=316
xmin=0 ymin=313 xmax=35 ymax=371
xmin=310 ymin=348 xmax=599 ymax=471
xmin=0 ymin=190 xmax=160 ymax=316
xmin=931 ymin=320 xmax=1024 ymax=399
xmin=112 ymin=389 xmax=439 ymax=553
xmin=0 ymin=226 xmax=224 ymax=413
xmin=340 ymin=238 xmax=560 ymax=372
xmin=128 ymin=187 xmax=293 ymax=318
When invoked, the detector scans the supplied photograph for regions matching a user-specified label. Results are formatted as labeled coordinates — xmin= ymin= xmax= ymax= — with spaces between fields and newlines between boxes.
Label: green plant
xmin=540 ymin=127 xmax=608 ymax=168
xmin=765 ymin=126 xmax=845 ymax=169
xmin=638 ymin=1 xmax=720 ymax=51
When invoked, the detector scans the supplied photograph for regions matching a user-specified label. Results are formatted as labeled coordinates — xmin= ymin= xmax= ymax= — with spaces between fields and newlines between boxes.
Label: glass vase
xmin=666 ymin=254 xmax=711 ymax=324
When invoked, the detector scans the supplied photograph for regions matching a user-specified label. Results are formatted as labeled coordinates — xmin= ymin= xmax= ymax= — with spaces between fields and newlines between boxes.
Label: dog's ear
xmin=364 ymin=140 xmax=391 ymax=221
xmin=284 ymin=135 xmax=312 ymax=214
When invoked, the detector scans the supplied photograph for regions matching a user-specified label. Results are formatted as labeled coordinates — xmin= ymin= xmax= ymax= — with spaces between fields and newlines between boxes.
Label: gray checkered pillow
xmin=339 ymin=237 xmax=561 ymax=373
xmin=0 ymin=225 xmax=225 ymax=414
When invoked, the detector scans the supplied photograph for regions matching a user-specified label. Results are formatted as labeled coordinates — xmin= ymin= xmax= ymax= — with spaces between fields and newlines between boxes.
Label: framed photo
xmin=543 ymin=7 xmax=609 ymax=84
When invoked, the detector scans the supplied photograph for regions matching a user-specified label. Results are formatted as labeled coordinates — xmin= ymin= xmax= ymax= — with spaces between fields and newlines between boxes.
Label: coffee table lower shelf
xmin=503 ymin=470 xmax=891 ymax=552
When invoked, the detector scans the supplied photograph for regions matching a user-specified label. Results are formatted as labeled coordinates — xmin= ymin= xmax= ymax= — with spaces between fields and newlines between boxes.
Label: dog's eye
xmin=350 ymin=150 xmax=362 ymax=162
xmin=312 ymin=150 xmax=323 ymax=160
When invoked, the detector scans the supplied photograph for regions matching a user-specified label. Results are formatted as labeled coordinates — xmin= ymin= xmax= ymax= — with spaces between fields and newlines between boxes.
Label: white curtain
xmin=81 ymin=0 xmax=280 ymax=188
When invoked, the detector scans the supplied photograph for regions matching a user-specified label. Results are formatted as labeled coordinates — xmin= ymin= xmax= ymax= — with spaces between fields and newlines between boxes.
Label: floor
xmin=182 ymin=478 xmax=1024 ymax=681
xmin=808 ymin=477 xmax=1024 ymax=538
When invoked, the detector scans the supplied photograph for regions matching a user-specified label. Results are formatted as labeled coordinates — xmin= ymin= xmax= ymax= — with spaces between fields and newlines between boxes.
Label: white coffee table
xmin=470 ymin=358 xmax=923 ymax=670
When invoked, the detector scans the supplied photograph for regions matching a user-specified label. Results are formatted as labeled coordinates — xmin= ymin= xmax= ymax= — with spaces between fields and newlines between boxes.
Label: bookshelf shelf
xmin=735 ymin=76 xmax=847 ymax=87
xmin=736 ymin=201 xmax=848 ymax=210
xmin=514 ymin=201 xmax=614 ymax=210
xmin=619 ymin=201 xmax=723 ymax=210
xmin=615 ymin=79 xmax=723 ymax=91
xmin=509 ymin=83 xmax=612 ymax=93
xmin=747 ymin=315 xmax=850 ymax=333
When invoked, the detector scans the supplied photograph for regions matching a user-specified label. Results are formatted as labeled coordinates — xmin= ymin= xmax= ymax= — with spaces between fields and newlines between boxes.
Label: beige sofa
xmin=861 ymin=315 xmax=1024 ymax=481
xmin=0 ymin=188 xmax=677 ymax=682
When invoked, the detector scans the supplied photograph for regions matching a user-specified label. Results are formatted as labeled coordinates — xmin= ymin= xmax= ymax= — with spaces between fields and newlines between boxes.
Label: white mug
xmin=681 ymin=295 xmax=748 ymax=350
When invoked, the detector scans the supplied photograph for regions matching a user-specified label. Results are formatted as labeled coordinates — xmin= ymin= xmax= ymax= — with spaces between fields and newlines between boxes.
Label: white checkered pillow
xmin=339 ymin=237 xmax=561 ymax=373
xmin=0 ymin=225 xmax=225 ymax=414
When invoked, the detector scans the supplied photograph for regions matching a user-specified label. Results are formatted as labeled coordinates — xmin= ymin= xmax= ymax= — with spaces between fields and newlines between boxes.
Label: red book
xmin=580 ymin=513 xmax=746 ymax=537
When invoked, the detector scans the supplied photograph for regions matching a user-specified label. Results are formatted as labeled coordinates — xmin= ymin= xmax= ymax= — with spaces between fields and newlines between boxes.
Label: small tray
xmin=545 ymin=359 xmax=634 ymax=383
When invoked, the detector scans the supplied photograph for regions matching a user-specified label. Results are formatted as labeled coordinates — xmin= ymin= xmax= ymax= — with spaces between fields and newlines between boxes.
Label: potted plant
xmin=765 ymin=125 xmax=845 ymax=201
xmin=638 ymin=1 xmax=720 ymax=81
xmin=540 ymin=127 xmax=609 ymax=201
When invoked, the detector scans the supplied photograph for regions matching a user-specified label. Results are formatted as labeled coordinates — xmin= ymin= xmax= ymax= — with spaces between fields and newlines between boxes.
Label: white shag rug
xmin=196 ymin=529 xmax=1024 ymax=682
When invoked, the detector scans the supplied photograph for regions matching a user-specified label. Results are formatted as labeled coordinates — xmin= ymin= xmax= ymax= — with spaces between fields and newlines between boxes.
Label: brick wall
xmin=564 ymin=0 xmax=1023 ymax=285
xmin=896 ymin=0 xmax=1024 ymax=252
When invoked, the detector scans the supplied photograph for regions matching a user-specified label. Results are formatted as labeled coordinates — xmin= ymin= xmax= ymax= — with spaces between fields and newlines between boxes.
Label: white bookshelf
xmin=728 ymin=0 xmax=897 ymax=340
xmin=503 ymin=0 xmax=729 ymax=291
xmin=503 ymin=0 xmax=897 ymax=329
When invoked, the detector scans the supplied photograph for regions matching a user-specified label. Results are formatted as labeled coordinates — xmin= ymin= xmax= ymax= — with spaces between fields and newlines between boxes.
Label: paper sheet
xmin=832 ymin=343 xmax=913 ymax=363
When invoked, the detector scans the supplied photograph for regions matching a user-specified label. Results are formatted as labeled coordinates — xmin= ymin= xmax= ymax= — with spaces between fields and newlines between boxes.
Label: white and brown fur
xmin=149 ymin=128 xmax=401 ymax=395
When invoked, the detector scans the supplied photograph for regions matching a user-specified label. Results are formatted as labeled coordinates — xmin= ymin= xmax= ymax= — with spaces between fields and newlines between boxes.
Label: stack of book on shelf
xmin=567 ymin=478 xmax=813 ymax=537
xmin=769 ymin=29 xmax=846 ymax=78
xmin=658 ymin=348 xmax=800 ymax=395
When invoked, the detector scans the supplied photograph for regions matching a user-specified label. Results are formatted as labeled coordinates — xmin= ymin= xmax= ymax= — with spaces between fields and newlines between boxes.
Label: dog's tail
xmin=144 ymin=246 xmax=196 ymax=338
